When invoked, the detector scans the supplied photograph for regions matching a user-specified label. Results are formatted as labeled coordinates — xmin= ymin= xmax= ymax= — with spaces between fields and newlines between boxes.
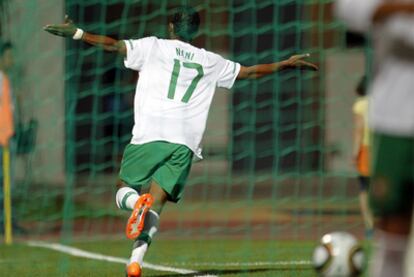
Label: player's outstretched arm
xmin=44 ymin=15 xmax=126 ymax=56
xmin=237 ymin=54 xmax=318 ymax=80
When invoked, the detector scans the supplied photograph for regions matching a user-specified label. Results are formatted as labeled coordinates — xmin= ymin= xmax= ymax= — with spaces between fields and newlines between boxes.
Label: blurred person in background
xmin=352 ymin=76 xmax=374 ymax=239
xmin=0 ymin=41 xmax=15 ymax=236
xmin=0 ymin=40 xmax=26 ymax=236
xmin=335 ymin=1 xmax=414 ymax=276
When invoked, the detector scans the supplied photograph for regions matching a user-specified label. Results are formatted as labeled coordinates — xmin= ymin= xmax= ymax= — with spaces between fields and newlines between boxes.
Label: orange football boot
xmin=126 ymin=193 xmax=154 ymax=240
xmin=127 ymin=262 xmax=142 ymax=277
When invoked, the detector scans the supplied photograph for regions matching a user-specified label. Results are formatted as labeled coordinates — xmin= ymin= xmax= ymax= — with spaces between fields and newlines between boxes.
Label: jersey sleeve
xmin=123 ymin=37 xmax=157 ymax=71
xmin=216 ymin=57 xmax=241 ymax=89
xmin=334 ymin=0 xmax=379 ymax=33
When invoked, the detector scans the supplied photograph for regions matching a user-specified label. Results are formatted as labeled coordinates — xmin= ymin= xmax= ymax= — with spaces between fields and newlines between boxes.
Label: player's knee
xmin=116 ymin=179 xmax=126 ymax=189
xmin=147 ymin=183 xmax=168 ymax=213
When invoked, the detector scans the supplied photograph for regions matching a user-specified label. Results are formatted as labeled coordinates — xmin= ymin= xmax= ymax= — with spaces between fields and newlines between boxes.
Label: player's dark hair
xmin=171 ymin=6 xmax=200 ymax=42
xmin=0 ymin=41 xmax=12 ymax=56
xmin=356 ymin=76 xmax=367 ymax=96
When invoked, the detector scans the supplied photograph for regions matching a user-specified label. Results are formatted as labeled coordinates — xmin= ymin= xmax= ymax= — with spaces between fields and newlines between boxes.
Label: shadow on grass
xmin=149 ymin=267 xmax=314 ymax=276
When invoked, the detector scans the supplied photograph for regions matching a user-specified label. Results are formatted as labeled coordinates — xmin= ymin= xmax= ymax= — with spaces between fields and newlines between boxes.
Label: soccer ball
xmin=312 ymin=232 xmax=365 ymax=277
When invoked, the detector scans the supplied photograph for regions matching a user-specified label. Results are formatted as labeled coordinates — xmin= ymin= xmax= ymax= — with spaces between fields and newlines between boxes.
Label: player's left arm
xmin=237 ymin=54 xmax=318 ymax=80
xmin=44 ymin=15 xmax=126 ymax=56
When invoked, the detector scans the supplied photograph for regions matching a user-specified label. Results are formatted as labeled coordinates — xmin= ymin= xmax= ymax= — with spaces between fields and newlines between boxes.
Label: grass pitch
xmin=0 ymin=238 xmax=371 ymax=276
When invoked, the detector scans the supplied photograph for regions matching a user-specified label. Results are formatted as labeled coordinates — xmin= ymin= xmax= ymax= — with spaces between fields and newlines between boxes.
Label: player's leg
xmin=356 ymin=145 xmax=374 ymax=238
xmin=370 ymin=216 xmax=411 ymax=277
xmin=115 ymin=180 xmax=160 ymax=277
xmin=357 ymin=176 xmax=374 ymax=238
xmin=128 ymin=180 xmax=168 ymax=274
xmin=116 ymin=143 xmax=161 ymax=237
xmin=127 ymin=145 xmax=193 ymax=276
xmin=368 ymin=133 xmax=414 ymax=277
xmin=116 ymin=143 xmax=161 ymax=277
xmin=120 ymin=142 xmax=193 ymax=276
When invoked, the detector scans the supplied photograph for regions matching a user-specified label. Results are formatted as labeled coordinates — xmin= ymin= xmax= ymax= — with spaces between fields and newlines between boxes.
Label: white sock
xmin=129 ymin=210 xmax=160 ymax=264
xmin=116 ymin=187 xmax=139 ymax=211
xmin=369 ymin=230 xmax=408 ymax=277
xmin=129 ymin=243 xmax=148 ymax=265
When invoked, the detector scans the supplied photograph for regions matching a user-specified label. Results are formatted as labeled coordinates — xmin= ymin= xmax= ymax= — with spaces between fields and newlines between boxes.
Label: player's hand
xmin=286 ymin=54 xmax=319 ymax=71
xmin=43 ymin=15 xmax=77 ymax=37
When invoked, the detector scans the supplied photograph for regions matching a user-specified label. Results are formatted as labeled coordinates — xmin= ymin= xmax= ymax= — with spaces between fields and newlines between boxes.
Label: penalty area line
xmin=27 ymin=241 xmax=215 ymax=276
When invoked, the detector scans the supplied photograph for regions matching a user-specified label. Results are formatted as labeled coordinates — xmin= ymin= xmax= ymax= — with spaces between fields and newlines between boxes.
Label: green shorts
xmin=119 ymin=141 xmax=193 ymax=203
xmin=370 ymin=133 xmax=414 ymax=216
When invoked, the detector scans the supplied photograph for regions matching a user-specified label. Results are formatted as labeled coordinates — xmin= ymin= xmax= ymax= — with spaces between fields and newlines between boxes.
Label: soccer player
xmin=0 ymin=41 xmax=16 ymax=237
xmin=352 ymin=76 xmax=374 ymax=238
xmin=335 ymin=1 xmax=414 ymax=276
xmin=44 ymin=6 xmax=318 ymax=277
xmin=0 ymin=41 xmax=20 ymax=237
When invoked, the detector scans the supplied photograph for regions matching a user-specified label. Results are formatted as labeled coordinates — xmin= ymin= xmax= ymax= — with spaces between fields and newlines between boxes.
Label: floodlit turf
xmin=0 ymin=239 xmax=371 ymax=276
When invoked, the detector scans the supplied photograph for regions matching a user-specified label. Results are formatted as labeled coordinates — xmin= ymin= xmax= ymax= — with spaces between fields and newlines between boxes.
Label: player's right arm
xmin=44 ymin=15 xmax=126 ymax=56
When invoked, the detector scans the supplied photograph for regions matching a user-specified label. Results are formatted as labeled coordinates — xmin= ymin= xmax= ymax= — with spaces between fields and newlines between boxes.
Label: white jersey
xmin=123 ymin=37 xmax=241 ymax=158
xmin=335 ymin=0 xmax=414 ymax=136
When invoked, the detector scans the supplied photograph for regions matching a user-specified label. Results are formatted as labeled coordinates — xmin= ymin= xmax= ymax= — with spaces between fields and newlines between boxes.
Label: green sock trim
xmin=121 ymin=191 xmax=136 ymax=210
xmin=137 ymin=232 xmax=152 ymax=245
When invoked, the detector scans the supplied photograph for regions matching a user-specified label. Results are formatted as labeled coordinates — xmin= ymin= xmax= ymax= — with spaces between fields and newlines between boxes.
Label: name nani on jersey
xmin=176 ymin=48 xmax=194 ymax=60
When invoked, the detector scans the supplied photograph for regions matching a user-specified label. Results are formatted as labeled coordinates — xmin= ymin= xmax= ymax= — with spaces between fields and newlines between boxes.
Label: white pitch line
xmin=27 ymin=241 xmax=207 ymax=276
xmin=166 ymin=261 xmax=312 ymax=267
xmin=26 ymin=241 xmax=310 ymax=276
